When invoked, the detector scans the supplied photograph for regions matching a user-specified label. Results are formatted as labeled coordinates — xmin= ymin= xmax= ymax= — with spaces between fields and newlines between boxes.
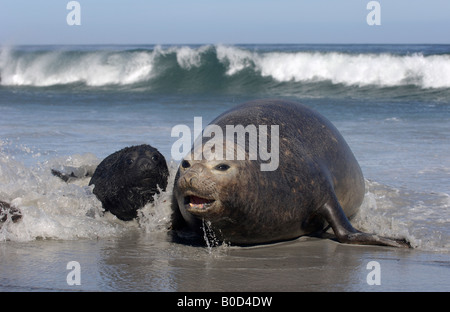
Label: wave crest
xmin=1 ymin=45 xmax=450 ymax=89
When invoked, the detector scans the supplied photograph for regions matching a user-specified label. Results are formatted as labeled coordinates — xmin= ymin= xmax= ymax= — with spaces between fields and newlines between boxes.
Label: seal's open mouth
xmin=185 ymin=195 xmax=215 ymax=212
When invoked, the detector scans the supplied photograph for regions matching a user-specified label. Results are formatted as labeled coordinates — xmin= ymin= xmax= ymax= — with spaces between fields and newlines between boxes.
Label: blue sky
xmin=1 ymin=0 xmax=449 ymax=45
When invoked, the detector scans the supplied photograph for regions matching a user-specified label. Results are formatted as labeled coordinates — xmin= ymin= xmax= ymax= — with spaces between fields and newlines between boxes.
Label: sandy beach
xmin=1 ymin=231 xmax=448 ymax=292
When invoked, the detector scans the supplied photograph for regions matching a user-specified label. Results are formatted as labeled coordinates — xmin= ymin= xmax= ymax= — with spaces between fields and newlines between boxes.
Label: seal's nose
xmin=179 ymin=163 xmax=205 ymax=188
xmin=187 ymin=175 xmax=197 ymax=188
xmin=138 ymin=158 xmax=155 ymax=171
xmin=180 ymin=171 xmax=197 ymax=188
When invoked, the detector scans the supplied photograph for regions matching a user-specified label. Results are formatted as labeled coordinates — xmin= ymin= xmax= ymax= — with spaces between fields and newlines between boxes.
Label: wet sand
xmin=0 ymin=231 xmax=449 ymax=292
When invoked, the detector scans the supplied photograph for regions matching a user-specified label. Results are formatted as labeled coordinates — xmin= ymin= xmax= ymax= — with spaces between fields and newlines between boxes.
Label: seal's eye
xmin=181 ymin=160 xmax=191 ymax=169
xmin=151 ymin=155 xmax=159 ymax=162
xmin=126 ymin=158 xmax=134 ymax=165
xmin=215 ymin=164 xmax=230 ymax=171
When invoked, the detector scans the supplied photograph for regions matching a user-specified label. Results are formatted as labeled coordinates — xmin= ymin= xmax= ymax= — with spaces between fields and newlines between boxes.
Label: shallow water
xmin=1 ymin=233 xmax=449 ymax=292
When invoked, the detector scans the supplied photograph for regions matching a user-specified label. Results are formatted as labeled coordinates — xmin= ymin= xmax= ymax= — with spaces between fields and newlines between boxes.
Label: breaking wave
xmin=1 ymin=44 xmax=450 ymax=91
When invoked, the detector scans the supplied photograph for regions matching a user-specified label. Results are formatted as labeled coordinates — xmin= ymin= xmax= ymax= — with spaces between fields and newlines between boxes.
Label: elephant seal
xmin=51 ymin=144 xmax=169 ymax=221
xmin=171 ymin=99 xmax=410 ymax=247
xmin=88 ymin=144 xmax=169 ymax=221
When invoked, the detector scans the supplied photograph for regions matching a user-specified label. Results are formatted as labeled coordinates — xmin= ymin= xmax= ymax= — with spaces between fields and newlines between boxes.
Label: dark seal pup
xmin=172 ymin=99 xmax=410 ymax=247
xmin=89 ymin=145 xmax=169 ymax=221
xmin=53 ymin=144 xmax=169 ymax=221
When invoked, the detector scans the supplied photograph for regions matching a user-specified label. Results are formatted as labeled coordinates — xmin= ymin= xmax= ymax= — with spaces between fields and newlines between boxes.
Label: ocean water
xmin=0 ymin=44 xmax=449 ymax=255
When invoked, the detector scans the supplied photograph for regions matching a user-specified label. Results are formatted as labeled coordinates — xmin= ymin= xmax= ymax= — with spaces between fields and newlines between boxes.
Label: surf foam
xmin=2 ymin=45 xmax=450 ymax=89
xmin=354 ymin=180 xmax=450 ymax=252
xmin=0 ymin=151 xmax=128 ymax=241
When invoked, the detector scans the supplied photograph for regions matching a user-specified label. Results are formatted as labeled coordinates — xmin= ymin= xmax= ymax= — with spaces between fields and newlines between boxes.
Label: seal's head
xmin=112 ymin=145 xmax=168 ymax=192
xmin=176 ymin=159 xmax=240 ymax=219
xmin=89 ymin=144 xmax=169 ymax=221
xmin=173 ymin=138 xmax=268 ymax=244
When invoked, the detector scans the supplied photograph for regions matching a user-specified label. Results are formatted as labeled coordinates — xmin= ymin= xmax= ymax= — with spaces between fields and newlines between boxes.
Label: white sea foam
xmin=2 ymin=45 xmax=450 ymax=89
xmin=354 ymin=180 xmax=450 ymax=252
xmin=216 ymin=45 xmax=255 ymax=75
xmin=175 ymin=45 xmax=211 ymax=70
xmin=217 ymin=45 xmax=450 ymax=88
xmin=137 ymin=160 xmax=178 ymax=233
xmin=0 ymin=48 xmax=156 ymax=87
xmin=0 ymin=151 xmax=128 ymax=241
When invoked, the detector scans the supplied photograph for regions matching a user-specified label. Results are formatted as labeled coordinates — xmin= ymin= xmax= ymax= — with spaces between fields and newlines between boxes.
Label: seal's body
xmin=172 ymin=100 xmax=409 ymax=247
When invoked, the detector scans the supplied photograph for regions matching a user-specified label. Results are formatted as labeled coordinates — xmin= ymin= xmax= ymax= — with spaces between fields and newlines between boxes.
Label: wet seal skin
xmin=171 ymin=99 xmax=411 ymax=248
xmin=88 ymin=145 xmax=169 ymax=221
xmin=52 ymin=144 xmax=169 ymax=221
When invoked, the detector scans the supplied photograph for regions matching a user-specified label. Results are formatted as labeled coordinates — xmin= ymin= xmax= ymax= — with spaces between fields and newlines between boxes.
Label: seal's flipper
xmin=51 ymin=169 xmax=77 ymax=182
xmin=319 ymin=200 xmax=411 ymax=248
xmin=51 ymin=165 xmax=97 ymax=183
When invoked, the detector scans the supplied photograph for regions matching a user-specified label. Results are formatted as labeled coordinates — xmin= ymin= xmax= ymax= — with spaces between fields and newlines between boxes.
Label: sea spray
xmin=2 ymin=45 xmax=450 ymax=90
xmin=354 ymin=181 xmax=414 ymax=245
xmin=137 ymin=160 xmax=179 ymax=233
xmin=202 ymin=219 xmax=218 ymax=251
xmin=0 ymin=151 xmax=129 ymax=241
xmin=353 ymin=180 xmax=450 ymax=251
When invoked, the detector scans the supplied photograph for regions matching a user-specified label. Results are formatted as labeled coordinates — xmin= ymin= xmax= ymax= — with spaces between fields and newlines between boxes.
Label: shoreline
xmin=1 ymin=234 xmax=448 ymax=292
